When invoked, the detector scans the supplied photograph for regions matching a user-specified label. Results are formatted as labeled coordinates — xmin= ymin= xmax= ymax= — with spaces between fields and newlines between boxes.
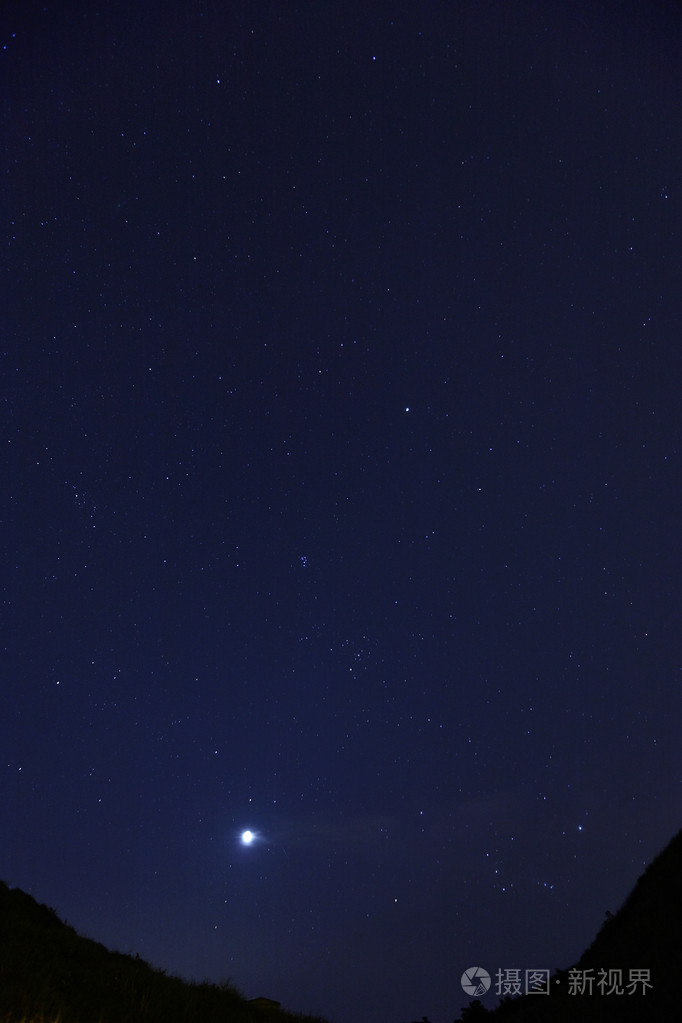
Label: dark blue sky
xmin=2 ymin=3 xmax=681 ymax=1022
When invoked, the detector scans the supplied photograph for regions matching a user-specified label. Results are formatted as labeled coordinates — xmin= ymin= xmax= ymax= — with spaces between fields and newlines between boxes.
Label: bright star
xmin=241 ymin=830 xmax=255 ymax=845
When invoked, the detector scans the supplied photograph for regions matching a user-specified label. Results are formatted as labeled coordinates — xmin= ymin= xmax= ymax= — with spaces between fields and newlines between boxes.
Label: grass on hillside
xmin=0 ymin=881 xmax=330 ymax=1023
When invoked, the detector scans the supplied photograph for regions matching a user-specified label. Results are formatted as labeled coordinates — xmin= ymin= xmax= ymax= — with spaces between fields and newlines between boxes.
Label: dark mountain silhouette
xmin=455 ymin=826 xmax=682 ymax=1021
xmin=0 ymin=880 xmax=328 ymax=1023
xmin=3 ymin=827 xmax=681 ymax=1023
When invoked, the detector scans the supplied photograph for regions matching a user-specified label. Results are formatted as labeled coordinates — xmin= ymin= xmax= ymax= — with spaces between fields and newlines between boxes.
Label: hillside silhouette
xmin=3 ymin=829 xmax=681 ymax=1023
xmin=0 ymin=880 xmax=329 ymax=1023
xmin=455 ymin=826 xmax=682 ymax=1021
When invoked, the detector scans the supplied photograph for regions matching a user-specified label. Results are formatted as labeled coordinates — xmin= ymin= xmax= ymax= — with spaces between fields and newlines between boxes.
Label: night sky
xmin=2 ymin=3 xmax=682 ymax=1022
